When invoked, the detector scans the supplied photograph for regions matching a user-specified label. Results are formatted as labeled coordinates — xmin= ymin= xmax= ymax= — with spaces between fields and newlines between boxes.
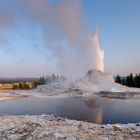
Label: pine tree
xmin=38 ymin=76 xmax=45 ymax=85
xmin=115 ymin=75 xmax=121 ymax=84
xmin=129 ymin=73 xmax=134 ymax=87
xmin=12 ymin=84 xmax=18 ymax=89
xmin=19 ymin=82 xmax=23 ymax=89
xmin=32 ymin=80 xmax=39 ymax=88
xmin=121 ymin=78 xmax=126 ymax=85
xmin=126 ymin=75 xmax=130 ymax=86
xmin=52 ymin=73 xmax=56 ymax=83
xmin=138 ymin=74 xmax=140 ymax=88
xmin=134 ymin=74 xmax=139 ymax=87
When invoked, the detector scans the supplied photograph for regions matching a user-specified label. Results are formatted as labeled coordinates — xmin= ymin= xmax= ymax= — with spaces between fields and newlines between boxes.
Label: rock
xmin=112 ymin=125 xmax=122 ymax=132
xmin=136 ymin=123 xmax=140 ymax=126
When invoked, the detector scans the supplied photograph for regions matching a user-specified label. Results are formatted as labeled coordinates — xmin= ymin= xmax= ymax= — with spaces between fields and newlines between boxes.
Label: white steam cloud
xmin=89 ymin=31 xmax=104 ymax=72
xmin=20 ymin=0 xmax=104 ymax=80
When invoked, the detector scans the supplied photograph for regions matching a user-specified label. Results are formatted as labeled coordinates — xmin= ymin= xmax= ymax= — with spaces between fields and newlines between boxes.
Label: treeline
xmin=13 ymin=82 xmax=31 ymax=89
xmin=38 ymin=74 xmax=66 ymax=85
xmin=12 ymin=80 xmax=41 ymax=90
xmin=115 ymin=73 xmax=140 ymax=88
xmin=0 ymin=78 xmax=37 ymax=84
xmin=12 ymin=73 xmax=66 ymax=90
xmin=0 ymin=73 xmax=66 ymax=90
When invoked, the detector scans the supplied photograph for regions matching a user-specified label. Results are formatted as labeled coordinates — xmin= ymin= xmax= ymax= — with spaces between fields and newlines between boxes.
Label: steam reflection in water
xmin=0 ymin=95 xmax=140 ymax=124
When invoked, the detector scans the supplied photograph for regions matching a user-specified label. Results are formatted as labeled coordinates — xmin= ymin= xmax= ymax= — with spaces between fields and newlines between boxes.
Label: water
xmin=0 ymin=95 xmax=140 ymax=124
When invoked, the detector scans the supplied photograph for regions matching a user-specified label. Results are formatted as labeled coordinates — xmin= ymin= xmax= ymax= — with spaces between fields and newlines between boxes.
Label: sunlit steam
xmin=20 ymin=0 xmax=105 ymax=80
xmin=89 ymin=31 xmax=104 ymax=72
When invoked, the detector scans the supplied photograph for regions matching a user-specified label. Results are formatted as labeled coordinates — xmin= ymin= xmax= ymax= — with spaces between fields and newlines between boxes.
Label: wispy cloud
xmin=0 ymin=10 xmax=15 ymax=28
xmin=0 ymin=9 xmax=16 ymax=51
xmin=0 ymin=0 xmax=104 ymax=79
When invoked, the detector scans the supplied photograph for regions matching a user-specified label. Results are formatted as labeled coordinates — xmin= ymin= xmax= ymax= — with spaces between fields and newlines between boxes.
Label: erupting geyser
xmin=19 ymin=0 xmax=140 ymax=94
xmin=91 ymin=32 xmax=104 ymax=72
xmin=88 ymin=31 xmax=104 ymax=72
xmin=20 ymin=0 xmax=105 ymax=80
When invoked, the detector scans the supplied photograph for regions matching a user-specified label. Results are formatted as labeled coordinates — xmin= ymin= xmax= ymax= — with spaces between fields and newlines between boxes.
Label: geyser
xmin=88 ymin=31 xmax=104 ymax=72
xmin=91 ymin=31 xmax=104 ymax=72
xmin=20 ymin=0 xmax=105 ymax=80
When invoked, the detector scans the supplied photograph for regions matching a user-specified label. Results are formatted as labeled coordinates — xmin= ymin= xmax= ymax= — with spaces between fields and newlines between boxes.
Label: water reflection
xmin=0 ymin=96 xmax=140 ymax=124
xmin=55 ymin=96 xmax=107 ymax=124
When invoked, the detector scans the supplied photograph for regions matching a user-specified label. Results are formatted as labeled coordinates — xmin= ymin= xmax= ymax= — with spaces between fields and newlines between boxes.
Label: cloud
xmin=0 ymin=37 xmax=9 ymax=44
xmin=19 ymin=0 xmax=83 ymax=43
xmin=16 ymin=0 xmax=104 ymax=80
xmin=0 ymin=36 xmax=15 ymax=53
xmin=0 ymin=9 xmax=16 ymax=50
xmin=0 ymin=0 xmax=104 ymax=80
xmin=0 ymin=10 xmax=15 ymax=28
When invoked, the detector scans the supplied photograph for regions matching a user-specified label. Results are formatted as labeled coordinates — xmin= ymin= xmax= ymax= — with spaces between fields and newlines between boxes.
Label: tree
xmin=130 ymin=73 xmax=134 ymax=87
xmin=23 ymin=82 xmax=30 ymax=89
xmin=134 ymin=74 xmax=138 ymax=87
xmin=38 ymin=76 xmax=46 ymax=85
xmin=115 ymin=75 xmax=121 ymax=84
xmin=19 ymin=82 xmax=23 ymax=89
xmin=52 ymin=73 xmax=56 ymax=83
xmin=138 ymin=74 xmax=140 ymax=88
xmin=115 ymin=73 xmax=140 ymax=88
xmin=32 ymin=80 xmax=39 ymax=88
xmin=121 ymin=78 xmax=126 ymax=85
xmin=12 ymin=84 xmax=18 ymax=89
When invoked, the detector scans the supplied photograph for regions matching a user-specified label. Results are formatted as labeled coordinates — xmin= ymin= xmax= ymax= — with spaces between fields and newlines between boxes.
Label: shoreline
xmin=0 ymin=115 xmax=140 ymax=140
xmin=0 ymin=95 xmax=28 ymax=102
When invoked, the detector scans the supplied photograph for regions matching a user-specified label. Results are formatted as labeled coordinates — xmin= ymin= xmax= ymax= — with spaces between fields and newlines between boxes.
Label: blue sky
xmin=0 ymin=0 xmax=140 ymax=77
xmin=83 ymin=0 xmax=140 ymax=75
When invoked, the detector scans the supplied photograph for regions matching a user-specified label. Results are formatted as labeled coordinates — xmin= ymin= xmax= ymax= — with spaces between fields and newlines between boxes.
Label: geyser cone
xmin=76 ymin=69 xmax=131 ymax=92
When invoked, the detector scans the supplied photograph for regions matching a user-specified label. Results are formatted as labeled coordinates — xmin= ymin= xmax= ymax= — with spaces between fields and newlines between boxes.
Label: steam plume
xmin=20 ymin=0 xmax=104 ymax=80
xmin=89 ymin=31 xmax=104 ymax=72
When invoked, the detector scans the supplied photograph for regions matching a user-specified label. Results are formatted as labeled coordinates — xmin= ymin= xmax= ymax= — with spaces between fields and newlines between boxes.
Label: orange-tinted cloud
xmin=0 ymin=10 xmax=15 ymax=28
xmin=19 ymin=0 xmax=83 ymax=43
xmin=16 ymin=0 xmax=104 ymax=80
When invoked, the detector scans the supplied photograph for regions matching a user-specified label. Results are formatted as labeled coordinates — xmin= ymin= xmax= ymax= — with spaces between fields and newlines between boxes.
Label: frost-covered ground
xmin=0 ymin=70 xmax=140 ymax=139
xmin=0 ymin=114 xmax=140 ymax=140
xmin=0 ymin=70 xmax=140 ymax=101
xmin=31 ymin=69 xmax=140 ymax=97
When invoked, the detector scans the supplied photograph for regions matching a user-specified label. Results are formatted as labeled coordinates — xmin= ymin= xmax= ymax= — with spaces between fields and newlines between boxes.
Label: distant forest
xmin=115 ymin=73 xmax=140 ymax=88
xmin=38 ymin=74 xmax=66 ymax=85
xmin=0 ymin=73 xmax=66 ymax=90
